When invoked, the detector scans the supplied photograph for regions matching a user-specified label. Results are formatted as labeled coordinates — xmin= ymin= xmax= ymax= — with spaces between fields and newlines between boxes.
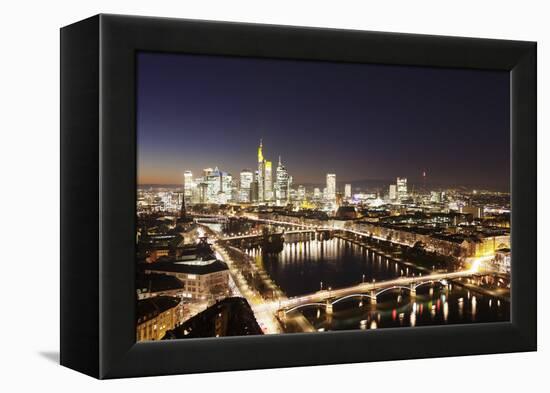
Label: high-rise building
xmin=239 ymin=169 xmax=253 ymax=202
xmin=250 ymin=182 xmax=258 ymax=202
xmin=313 ymin=187 xmax=322 ymax=201
xmin=389 ymin=184 xmax=397 ymax=200
xmin=461 ymin=205 xmax=483 ymax=219
xmin=201 ymin=167 xmax=233 ymax=204
xmin=204 ymin=167 xmax=221 ymax=202
xmin=264 ymin=160 xmax=273 ymax=201
xmin=430 ymin=190 xmax=442 ymax=203
xmin=275 ymin=156 xmax=290 ymax=205
xmin=344 ymin=183 xmax=352 ymax=199
xmin=220 ymin=172 xmax=233 ymax=204
xmin=297 ymin=185 xmax=306 ymax=201
xmin=326 ymin=174 xmax=336 ymax=201
xmin=195 ymin=183 xmax=208 ymax=204
xmin=183 ymin=171 xmax=194 ymax=199
xmin=256 ymin=140 xmax=274 ymax=202
xmin=257 ymin=140 xmax=265 ymax=202
xmin=396 ymin=177 xmax=408 ymax=201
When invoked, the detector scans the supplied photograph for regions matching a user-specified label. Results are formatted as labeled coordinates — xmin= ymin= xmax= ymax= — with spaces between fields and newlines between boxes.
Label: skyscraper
xmin=326 ymin=174 xmax=336 ymax=202
xmin=183 ymin=170 xmax=194 ymax=198
xmin=257 ymin=140 xmax=264 ymax=202
xmin=389 ymin=184 xmax=397 ymax=200
xmin=396 ymin=177 xmax=408 ymax=201
xmin=256 ymin=140 xmax=276 ymax=202
xmin=297 ymin=185 xmax=306 ymax=201
xmin=200 ymin=167 xmax=233 ymax=204
xmin=264 ymin=160 xmax=273 ymax=201
xmin=275 ymin=156 xmax=290 ymax=205
xmin=344 ymin=183 xmax=352 ymax=199
xmin=313 ymin=187 xmax=322 ymax=201
xmin=239 ymin=169 xmax=253 ymax=202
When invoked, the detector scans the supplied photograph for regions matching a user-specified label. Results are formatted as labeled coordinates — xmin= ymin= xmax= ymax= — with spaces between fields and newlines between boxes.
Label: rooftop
xmin=136 ymin=273 xmax=184 ymax=294
xmin=137 ymin=296 xmax=180 ymax=324
xmin=163 ymin=297 xmax=263 ymax=339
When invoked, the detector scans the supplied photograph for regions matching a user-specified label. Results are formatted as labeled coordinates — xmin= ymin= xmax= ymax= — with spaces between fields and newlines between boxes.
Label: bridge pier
xmin=410 ymin=284 xmax=416 ymax=298
xmin=325 ymin=300 xmax=333 ymax=315
xmin=370 ymin=290 xmax=377 ymax=304
xmin=277 ymin=309 xmax=286 ymax=321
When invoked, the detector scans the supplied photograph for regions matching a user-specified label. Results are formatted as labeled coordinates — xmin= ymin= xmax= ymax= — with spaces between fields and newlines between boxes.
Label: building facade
xmin=144 ymin=259 xmax=230 ymax=301
xmin=275 ymin=156 xmax=290 ymax=205
xmin=239 ymin=169 xmax=253 ymax=202
xmin=344 ymin=183 xmax=352 ymax=199
xmin=326 ymin=173 xmax=336 ymax=201
xmin=136 ymin=296 xmax=182 ymax=342
xmin=396 ymin=177 xmax=408 ymax=201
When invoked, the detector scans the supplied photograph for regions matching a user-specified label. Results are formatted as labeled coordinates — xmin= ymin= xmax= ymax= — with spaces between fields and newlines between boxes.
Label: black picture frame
xmin=60 ymin=14 xmax=536 ymax=379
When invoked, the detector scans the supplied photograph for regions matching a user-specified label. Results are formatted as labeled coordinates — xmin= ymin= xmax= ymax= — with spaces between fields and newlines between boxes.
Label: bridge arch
xmin=284 ymin=302 xmax=326 ymax=314
xmin=331 ymin=293 xmax=375 ymax=305
xmin=374 ymin=285 xmax=413 ymax=297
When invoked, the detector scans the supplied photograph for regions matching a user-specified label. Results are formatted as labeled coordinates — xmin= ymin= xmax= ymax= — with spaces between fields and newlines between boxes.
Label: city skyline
xmin=137 ymin=52 xmax=510 ymax=191
xmin=135 ymin=50 xmax=511 ymax=342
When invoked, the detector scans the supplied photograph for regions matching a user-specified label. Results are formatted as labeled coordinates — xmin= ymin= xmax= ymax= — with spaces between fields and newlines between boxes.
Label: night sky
xmin=137 ymin=52 xmax=510 ymax=191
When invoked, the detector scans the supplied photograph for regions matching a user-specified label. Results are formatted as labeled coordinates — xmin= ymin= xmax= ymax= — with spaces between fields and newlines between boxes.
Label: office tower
xmin=240 ymin=169 xmax=253 ymax=202
xmin=196 ymin=183 xmax=208 ymax=204
xmin=326 ymin=173 xmax=336 ymax=201
xmin=275 ymin=156 xmax=290 ymax=205
xmin=257 ymin=140 xmax=265 ymax=202
xmin=396 ymin=177 xmax=408 ymax=201
xmin=250 ymin=180 xmax=259 ymax=203
xmin=220 ymin=172 xmax=233 ymax=203
xmin=389 ymin=184 xmax=397 ymax=200
xmin=264 ymin=160 xmax=273 ymax=201
xmin=204 ymin=167 xmax=221 ymax=203
xmin=313 ymin=187 xmax=322 ymax=201
xmin=344 ymin=183 xmax=352 ymax=199
xmin=297 ymin=185 xmax=306 ymax=201
xmin=201 ymin=167 xmax=232 ymax=203
xmin=183 ymin=170 xmax=194 ymax=198
xmin=256 ymin=139 xmax=276 ymax=203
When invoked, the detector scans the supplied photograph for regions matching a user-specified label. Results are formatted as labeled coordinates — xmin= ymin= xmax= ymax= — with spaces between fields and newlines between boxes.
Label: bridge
xmin=190 ymin=214 xmax=229 ymax=224
xmin=220 ymin=228 xmax=330 ymax=241
xmin=273 ymin=270 xmax=479 ymax=318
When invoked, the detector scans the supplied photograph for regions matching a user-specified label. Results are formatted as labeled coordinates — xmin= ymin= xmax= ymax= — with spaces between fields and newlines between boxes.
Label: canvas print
xmin=136 ymin=52 xmax=511 ymax=341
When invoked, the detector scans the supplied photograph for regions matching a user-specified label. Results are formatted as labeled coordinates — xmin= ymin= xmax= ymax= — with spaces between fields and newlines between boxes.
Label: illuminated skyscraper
xmin=275 ymin=156 xmax=290 ymax=205
xmin=239 ymin=169 xmax=253 ymax=202
xmin=396 ymin=177 xmax=408 ymax=201
xmin=326 ymin=174 xmax=336 ymax=202
xmin=257 ymin=140 xmax=265 ymax=202
xmin=183 ymin=170 xmax=194 ymax=198
xmin=297 ymin=185 xmax=306 ymax=201
xmin=264 ymin=160 xmax=273 ymax=201
xmin=389 ymin=184 xmax=397 ymax=200
xmin=313 ymin=187 xmax=322 ymax=201
xmin=344 ymin=183 xmax=352 ymax=199
xmin=256 ymin=139 xmax=275 ymax=202
xmin=200 ymin=167 xmax=233 ymax=204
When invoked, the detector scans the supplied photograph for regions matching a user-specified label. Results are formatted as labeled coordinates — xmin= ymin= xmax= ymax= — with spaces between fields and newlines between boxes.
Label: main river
xmin=208 ymin=222 xmax=510 ymax=331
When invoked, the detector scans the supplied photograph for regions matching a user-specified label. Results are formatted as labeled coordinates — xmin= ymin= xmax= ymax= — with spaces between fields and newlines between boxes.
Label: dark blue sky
xmin=137 ymin=52 xmax=510 ymax=191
